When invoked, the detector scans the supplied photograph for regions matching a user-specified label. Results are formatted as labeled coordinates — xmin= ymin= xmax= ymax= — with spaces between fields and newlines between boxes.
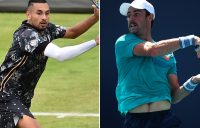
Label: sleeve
xmin=44 ymin=40 xmax=96 ymax=61
xmin=168 ymin=64 xmax=177 ymax=75
xmin=19 ymin=29 xmax=49 ymax=54
xmin=48 ymin=23 xmax=66 ymax=40
xmin=167 ymin=54 xmax=177 ymax=75
xmin=115 ymin=34 xmax=143 ymax=59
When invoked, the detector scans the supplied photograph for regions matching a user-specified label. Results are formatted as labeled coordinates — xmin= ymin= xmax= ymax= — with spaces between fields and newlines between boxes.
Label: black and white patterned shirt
xmin=0 ymin=20 xmax=66 ymax=108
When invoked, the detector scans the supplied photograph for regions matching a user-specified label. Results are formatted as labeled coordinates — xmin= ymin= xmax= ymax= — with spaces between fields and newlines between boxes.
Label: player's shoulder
xmin=47 ymin=22 xmax=66 ymax=31
xmin=20 ymin=28 xmax=38 ymax=39
xmin=47 ymin=22 xmax=55 ymax=28
xmin=47 ymin=22 xmax=60 ymax=30
xmin=116 ymin=33 xmax=139 ymax=44
xmin=13 ymin=26 xmax=39 ymax=42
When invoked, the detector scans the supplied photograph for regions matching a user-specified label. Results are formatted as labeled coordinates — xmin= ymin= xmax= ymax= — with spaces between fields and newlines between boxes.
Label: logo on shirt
xmin=163 ymin=54 xmax=173 ymax=60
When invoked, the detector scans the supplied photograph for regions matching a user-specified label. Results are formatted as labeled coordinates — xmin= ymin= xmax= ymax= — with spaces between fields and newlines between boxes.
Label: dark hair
xmin=145 ymin=10 xmax=154 ymax=28
xmin=28 ymin=0 xmax=47 ymax=8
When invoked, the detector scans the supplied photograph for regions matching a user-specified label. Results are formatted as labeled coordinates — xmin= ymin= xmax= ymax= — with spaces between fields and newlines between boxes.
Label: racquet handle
xmin=91 ymin=0 xmax=100 ymax=9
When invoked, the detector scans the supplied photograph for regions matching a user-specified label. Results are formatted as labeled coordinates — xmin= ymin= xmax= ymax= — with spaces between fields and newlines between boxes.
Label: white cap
xmin=119 ymin=0 xmax=155 ymax=19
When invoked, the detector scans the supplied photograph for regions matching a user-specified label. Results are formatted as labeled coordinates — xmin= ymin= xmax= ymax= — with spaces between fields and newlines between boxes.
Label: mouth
xmin=129 ymin=23 xmax=137 ymax=29
xmin=40 ymin=21 xmax=48 ymax=26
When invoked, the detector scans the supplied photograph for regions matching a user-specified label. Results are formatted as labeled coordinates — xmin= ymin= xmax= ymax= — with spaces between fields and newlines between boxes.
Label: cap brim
xmin=119 ymin=3 xmax=130 ymax=16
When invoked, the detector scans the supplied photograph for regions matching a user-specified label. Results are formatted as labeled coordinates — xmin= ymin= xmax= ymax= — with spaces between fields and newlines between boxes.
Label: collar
xmin=22 ymin=20 xmax=46 ymax=32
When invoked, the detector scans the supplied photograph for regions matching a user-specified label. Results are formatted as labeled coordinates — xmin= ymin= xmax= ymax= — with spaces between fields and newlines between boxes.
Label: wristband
xmin=179 ymin=35 xmax=195 ymax=48
xmin=183 ymin=77 xmax=198 ymax=92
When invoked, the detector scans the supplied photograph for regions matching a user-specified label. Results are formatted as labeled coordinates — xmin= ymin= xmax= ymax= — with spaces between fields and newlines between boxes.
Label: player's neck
xmin=136 ymin=26 xmax=152 ymax=41
xmin=145 ymin=33 xmax=153 ymax=42
xmin=137 ymin=32 xmax=152 ymax=42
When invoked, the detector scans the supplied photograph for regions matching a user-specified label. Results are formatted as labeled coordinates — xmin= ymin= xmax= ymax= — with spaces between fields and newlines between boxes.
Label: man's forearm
xmin=143 ymin=35 xmax=196 ymax=57
xmin=65 ymin=15 xmax=98 ymax=39
xmin=172 ymin=76 xmax=198 ymax=104
xmin=149 ymin=38 xmax=180 ymax=56
xmin=172 ymin=86 xmax=189 ymax=104
xmin=44 ymin=40 xmax=97 ymax=61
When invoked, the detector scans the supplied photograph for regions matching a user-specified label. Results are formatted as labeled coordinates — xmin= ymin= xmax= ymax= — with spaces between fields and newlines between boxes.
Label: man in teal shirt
xmin=115 ymin=0 xmax=200 ymax=127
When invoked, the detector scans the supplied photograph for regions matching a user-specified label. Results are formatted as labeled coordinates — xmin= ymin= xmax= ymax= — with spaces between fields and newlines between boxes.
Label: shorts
xmin=124 ymin=110 xmax=181 ymax=128
xmin=0 ymin=92 xmax=34 ymax=128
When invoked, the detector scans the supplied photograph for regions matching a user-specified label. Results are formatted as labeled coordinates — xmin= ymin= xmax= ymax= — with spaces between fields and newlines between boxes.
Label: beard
xmin=128 ymin=22 xmax=147 ymax=36
xmin=38 ymin=22 xmax=48 ymax=30
xmin=128 ymin=25 xmax=139 ymax=34
xmin=129 ymin=27 xmax=137 ymax=34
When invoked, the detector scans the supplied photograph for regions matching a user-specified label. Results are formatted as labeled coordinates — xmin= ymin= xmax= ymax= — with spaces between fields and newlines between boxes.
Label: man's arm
xmin=168 ymin=74 xmax=200 ymax=104
xmin=134 ymin=36 xmax=200 ymax=57
xmin=168 ymin=74 xmax=189 ymax=104
xmin=44 ymin=36 xmax=99 ymax=61
xmin=64 ymin=6 xmax=99 ymax=39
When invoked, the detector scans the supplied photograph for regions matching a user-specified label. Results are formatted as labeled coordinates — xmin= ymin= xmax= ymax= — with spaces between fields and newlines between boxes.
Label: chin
xmin=39 ymin=26 xmax=47 ymax=30
xmin=129 ymin=28 xmax=136 ymax=33
xmin=129 ymin=30 xmax=137 ymax=34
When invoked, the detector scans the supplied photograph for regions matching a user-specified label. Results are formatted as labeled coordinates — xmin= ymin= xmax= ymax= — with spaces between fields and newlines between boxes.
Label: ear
xmin=148 ymin=14 xmax=154 ymax=21
xmin=26 ymin=10 xmax=31 ymax=20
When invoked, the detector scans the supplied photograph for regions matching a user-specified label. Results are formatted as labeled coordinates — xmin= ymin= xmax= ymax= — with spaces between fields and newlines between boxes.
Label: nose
xmin=127 ymin=14 xmax=135 ymax=21
xmin=129 ymin=14 xmax=135 ymax=21
xmin=127 ymin=16 xmax=135 ymax=23
xmin=42 ymin=14 xmax=48 ymax=20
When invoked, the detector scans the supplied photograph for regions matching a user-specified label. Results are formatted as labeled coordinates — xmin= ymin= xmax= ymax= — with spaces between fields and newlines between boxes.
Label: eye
xmin=36 ymin=11 xmax=42 ymax=15
xmin=134 ymin=13 xmax=140 ymax=17
xmin=45 ymin=12 xmax=50 ymax=16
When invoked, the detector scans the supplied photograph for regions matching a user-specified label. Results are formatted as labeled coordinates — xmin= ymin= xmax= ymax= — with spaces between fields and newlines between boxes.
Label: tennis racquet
xmin=90 ymin=0 xmax=100 ymax=9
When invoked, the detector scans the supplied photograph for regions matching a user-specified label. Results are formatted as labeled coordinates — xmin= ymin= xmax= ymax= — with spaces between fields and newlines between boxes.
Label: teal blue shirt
xmin=115 ymin=34 xmax=177 ymax=115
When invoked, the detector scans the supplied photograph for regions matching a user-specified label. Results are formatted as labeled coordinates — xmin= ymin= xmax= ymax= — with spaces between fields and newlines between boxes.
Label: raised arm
xmin=134 ymin=36 xmax=200 ymax=57
xmin=64 ymin=6 xmax=99 ymax=39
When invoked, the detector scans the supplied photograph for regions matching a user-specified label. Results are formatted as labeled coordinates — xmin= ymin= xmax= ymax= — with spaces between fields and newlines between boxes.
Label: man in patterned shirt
xmin=0 ymin=0 xmax=99 ymax=127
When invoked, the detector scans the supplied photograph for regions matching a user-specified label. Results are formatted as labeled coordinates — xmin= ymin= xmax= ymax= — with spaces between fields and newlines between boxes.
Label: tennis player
xmin=115 ymin=0 xmax=200 ymax=127
xmin=0 ymin=0 xmax=99 ymax=127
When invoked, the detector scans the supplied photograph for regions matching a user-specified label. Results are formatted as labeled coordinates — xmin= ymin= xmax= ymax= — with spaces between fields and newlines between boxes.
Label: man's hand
xmin=191 ymin=74 xmax=200 ymax=84
xmin=194 ymin=36 xmax=200 ymax=58
xmin=92 ymin=5 xmax=99 ymax=20
xmin=195 ymin=46 xmax=200 ymax=58
xmin=95 ymin=35 xmax=99 ymax=45
xmin=194 ymin=36 xmax=200 ymax=45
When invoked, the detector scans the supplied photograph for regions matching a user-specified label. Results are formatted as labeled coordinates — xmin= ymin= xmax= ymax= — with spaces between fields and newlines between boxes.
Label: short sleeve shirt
xmin=0 ymin=20 xmax=66 ymax=108
xmin=115 ymin=34 xmax=177 ymax=114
